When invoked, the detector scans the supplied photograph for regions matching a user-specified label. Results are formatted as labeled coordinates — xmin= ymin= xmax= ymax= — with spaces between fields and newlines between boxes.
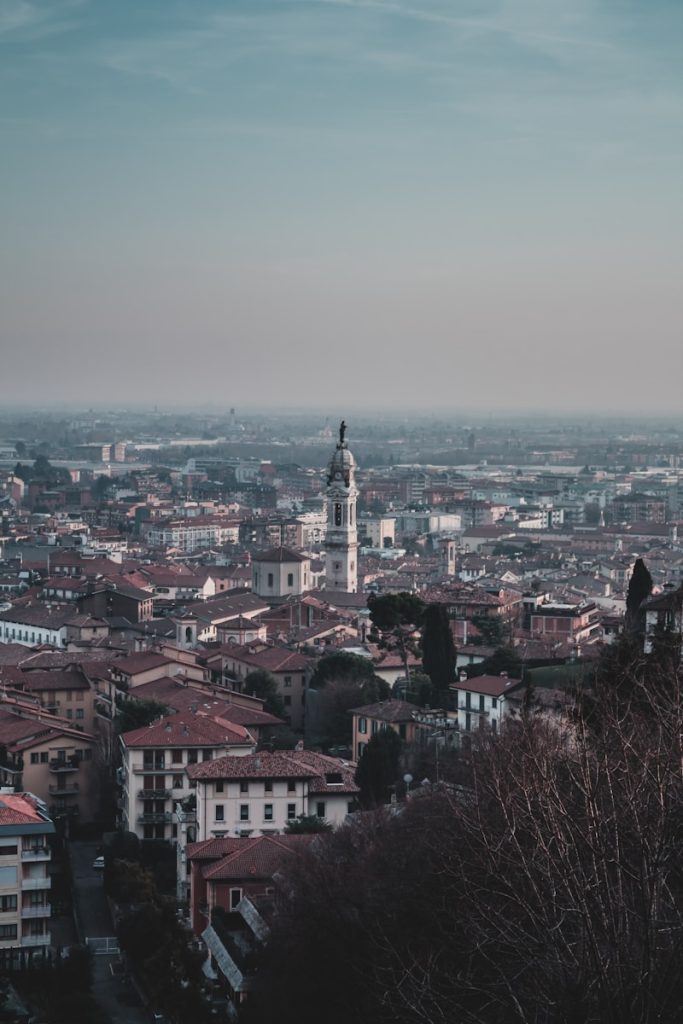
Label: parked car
xmin=92 ymin=855 xmax=105 ymax=870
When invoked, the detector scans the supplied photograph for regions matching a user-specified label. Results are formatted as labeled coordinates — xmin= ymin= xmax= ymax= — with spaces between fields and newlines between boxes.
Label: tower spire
xmin=325 ymin=419 xmax=358 ymax=593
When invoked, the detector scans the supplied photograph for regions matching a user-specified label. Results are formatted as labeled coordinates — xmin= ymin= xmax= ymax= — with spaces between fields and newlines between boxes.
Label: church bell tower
xmin=325 ymin=420 xmax=358 ymax=593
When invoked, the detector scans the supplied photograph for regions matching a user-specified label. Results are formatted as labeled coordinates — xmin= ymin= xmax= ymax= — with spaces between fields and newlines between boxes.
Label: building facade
xmin=0 ymin=792 xmax=54 ymax=962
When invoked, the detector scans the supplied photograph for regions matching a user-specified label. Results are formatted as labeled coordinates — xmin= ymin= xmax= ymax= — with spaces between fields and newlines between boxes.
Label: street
xmin=69 ymin=840 xmax=149 ymax=1024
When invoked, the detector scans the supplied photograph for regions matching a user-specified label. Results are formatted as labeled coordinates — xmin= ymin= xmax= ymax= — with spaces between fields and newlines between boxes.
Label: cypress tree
xmin=422 ymin=603 xmax=456 ymax=693
xmin=625 ymin=558 xmax=653 ymax=635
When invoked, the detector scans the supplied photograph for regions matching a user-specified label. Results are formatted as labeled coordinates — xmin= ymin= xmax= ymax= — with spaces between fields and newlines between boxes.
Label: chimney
xmin=459 ymin=670 xmax=467 ymax=682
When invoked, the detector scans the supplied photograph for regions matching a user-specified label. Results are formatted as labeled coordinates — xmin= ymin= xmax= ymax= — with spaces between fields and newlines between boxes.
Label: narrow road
xmin=70 ymin=840 xmax=149 ymax=1024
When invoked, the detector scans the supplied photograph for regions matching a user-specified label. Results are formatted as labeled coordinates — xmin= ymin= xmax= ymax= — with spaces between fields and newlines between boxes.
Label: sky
xmin=1 ymin=0 xmax=682 ymax=413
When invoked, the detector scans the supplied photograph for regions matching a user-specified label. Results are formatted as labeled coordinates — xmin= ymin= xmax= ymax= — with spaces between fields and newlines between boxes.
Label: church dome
xmin=327 ymin=443 xmax=356 ymax=486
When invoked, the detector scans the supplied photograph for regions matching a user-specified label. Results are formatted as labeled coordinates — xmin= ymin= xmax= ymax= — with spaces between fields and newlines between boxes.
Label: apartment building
xmin=0 ymin=792 xmax=54 ymax=962
xmin=449 ymin=673 xmax=525 ymax=736
xmin=218 ymin=645 xmax=311 ymax=731
xmin=119 ymin=715 xmax=255 ymax=842
xmin=0 ymin=709 xmax=99 ymax=825
xmin=187 ymin=750 xmax=358 ymax=841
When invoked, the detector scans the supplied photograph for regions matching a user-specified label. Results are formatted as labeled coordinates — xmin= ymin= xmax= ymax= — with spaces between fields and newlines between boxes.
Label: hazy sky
xmin=1 ymin=0 xmax=682 ymax=412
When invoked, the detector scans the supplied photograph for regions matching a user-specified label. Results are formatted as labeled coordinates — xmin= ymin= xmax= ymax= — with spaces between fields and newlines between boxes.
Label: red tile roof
xmin=121 ymin=714 xmax=253 ymax=748
xmin=450 ymin=674 xmax=523 ymax=698
xmin=187 ymin=751 xmax=317 ymax=781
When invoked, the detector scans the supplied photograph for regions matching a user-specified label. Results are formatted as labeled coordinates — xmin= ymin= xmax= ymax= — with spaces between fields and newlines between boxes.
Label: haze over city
xmin=2 ymin=0 xmax=682 ymax=412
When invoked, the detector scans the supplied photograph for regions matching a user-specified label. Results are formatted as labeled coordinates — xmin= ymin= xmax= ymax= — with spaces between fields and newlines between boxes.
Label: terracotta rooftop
xmin=451 ymin=674 xmax=524 ymax=698
xmin=348 ymin=699 xmax=420 ymax=723
xmin=187 ymin=750 xmax=322 ymax=781
xmin=121 ymin=714 xmax=253 ymax=748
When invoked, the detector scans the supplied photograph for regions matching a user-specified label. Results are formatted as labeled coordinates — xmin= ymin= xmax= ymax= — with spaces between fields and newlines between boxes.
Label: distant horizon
xmin=0 ymin=401 xmax=681 ymax=424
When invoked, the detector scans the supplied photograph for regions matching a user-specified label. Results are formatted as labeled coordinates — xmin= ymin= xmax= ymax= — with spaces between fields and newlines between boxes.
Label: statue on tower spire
xmin=338 ymin=420 xmax=347 ymax=447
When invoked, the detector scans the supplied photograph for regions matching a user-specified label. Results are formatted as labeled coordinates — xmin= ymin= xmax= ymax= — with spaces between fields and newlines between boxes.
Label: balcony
xmin=48 ymin=782 xmax=79 ymax=796
xmin=135 ymin=763 xmax=167 ymax=774
xmin=21 ymin=877 xmax=50 ymax=891
xmin=22 ymin=904 xmax=51 ymax=919
xmin=138 ymin=789 xmax=170 ymax=800
xmin=49 ymin=758 xmax=80 ymax=773
xmin=21 ymin=847 xmax=50 ymax=862
xmin=137 ymin=813 xmax=171 ymax=825
xmin=21 ymin=933 xmax=49 ymax=947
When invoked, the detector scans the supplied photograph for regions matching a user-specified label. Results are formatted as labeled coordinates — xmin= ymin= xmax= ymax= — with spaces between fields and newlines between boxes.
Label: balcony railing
xmin=21 ymin=877 xmax=50 ymax=891
xmin=137 ymin=813 xmax=172 ymax=825
xmin=138 ymin=789 xmax=170 ymax=800
xmin=49 ymin=758 xmax=80 ymax=773
xmin=48 ymin=782 xmax=79 ymax=796
xmin=21 ymin=933 xmax=49 ymax=947
xmin=22 ymin=904 xmax=51 ymax=919
xmin=21 ymin=847 xmax=50 ymax=861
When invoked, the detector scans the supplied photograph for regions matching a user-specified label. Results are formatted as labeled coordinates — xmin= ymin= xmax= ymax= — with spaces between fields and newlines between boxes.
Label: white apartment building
xmin=143 ymin=518 xmax=240 ymax=553
xmin=449 ymin=673 xmax=525 ymax=737
xmin=187 ymin=750 xmax=359 ymax=841
xmin=0 ymin=792 xmax=54 ymax=961
xmin=119 ymin=715 xmax=255 ymax=842
xmin=0 ymin=607 xmax=70 ymax=648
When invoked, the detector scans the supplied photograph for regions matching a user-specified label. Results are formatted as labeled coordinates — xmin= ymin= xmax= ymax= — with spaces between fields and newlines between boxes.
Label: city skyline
xmin=1 ymin=0 xmax=682 ymax=412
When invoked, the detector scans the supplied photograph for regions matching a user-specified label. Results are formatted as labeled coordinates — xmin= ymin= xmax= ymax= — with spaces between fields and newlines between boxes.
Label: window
xmin=316 ymin=802 xmax=326 ymax=819
xmin=465 ymin=692 xmax=471 ymax=710
xmin=491 ymin=718 xmax=497 ymax=734
xmin=357 ymin=741 xmax=366 ymax=759
xmin=287 ymin=803 xmax=296 ymax=820
xmin=264 ymin=779 xmax=272 ymax=793
xmin=267 ymin=573 xmax=274 ymax=587
xmin=202 ymin=749 xmax=213 ymax=761
xmin=215 ymin=781 xmax=224 ymax=794
xmin=287 ymin=573 xmax=294 ymax=587
xmin=264 ymin=804 xmax=273 ymax=821
xmin=171 ymin=749 xmax=183 ymax=763
xmin=492 ymin=698 xmax=498 ymax=709
xmin=30 ymin=753 xmax=39 ymax=765
xmin=172 ymin=775 xmax=183 ymax=789
xmin=40 ymin=752 xmax=48 ymax=763
xmin=287 ymin=780 xmax=296 ymax=793
xmin=334 ymin=503 xmax=342 ymax=526
xmin=465 ymin=713 xmax=471 ymax=732
xmin=76 ymin=709 xmax=84 ymax=720
xmin=371 ymin=720 xmax=378 ymax=734
xmin=358 ymin=717 xmax=367 ymax=735
xmin=0 ymin=925 xmax=17 ymax=940
xmin=0 ymin=895 xmax=17 ymax=912
xmin=240 ymin=781 xmax=249 ymax=794
xmin=230 ymin=887 xmax=243 ymax=910
xmin=479 ymin=695 xmax=485 ymax=712
xmin=66 ymin=709 xmax=73 ymax=719
xmin=0 ymin=846 xmax=17 ymax=857
xmin=239 ymin=804 xmax=249 ymax=821
xmin=215 ymin=805 xmax=225 ymax=822
xmin=284 ymin=675 xmax=292 ymax=688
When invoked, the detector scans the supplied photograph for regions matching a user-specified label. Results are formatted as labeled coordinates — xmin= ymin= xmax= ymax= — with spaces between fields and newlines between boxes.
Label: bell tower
xmin=325 ymin=420 xmax=358 ymax=593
